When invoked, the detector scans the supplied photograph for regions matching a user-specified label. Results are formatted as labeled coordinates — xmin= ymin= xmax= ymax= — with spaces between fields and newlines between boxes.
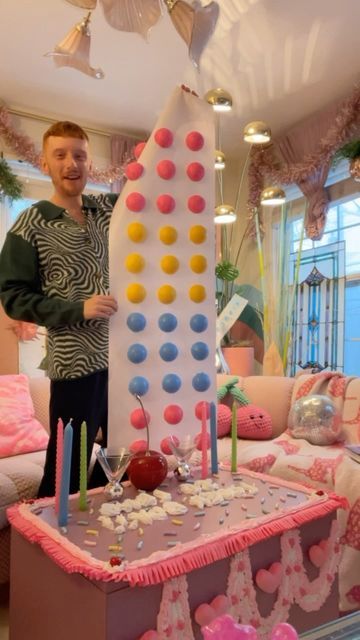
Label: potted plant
xmin=333 ymin=140 xmax=360 ymax=181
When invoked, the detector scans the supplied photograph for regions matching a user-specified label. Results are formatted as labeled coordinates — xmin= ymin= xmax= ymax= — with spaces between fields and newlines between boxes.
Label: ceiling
xmin=1 ymin=0 xmax=359 ymax=159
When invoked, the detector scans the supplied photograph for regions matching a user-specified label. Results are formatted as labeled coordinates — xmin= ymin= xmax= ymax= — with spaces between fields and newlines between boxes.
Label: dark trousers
xmin=37 ymin=369 xmax=108 ymax=498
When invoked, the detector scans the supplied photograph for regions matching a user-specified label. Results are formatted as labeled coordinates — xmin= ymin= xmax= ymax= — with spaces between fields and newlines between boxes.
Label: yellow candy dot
xmin=158 ymin=285 xmax=176 ymax=304
xmin=160 ymin=255 xmax=179 ymax=274
xmin=189 ymin=284 xmax=206 ymax=303
xmin=125 ymin=253 xmax=145 ymax=273
xmin=126 ymin=283 xmax=146 ymax=303
xmin=127 ymin=222 xmax=147 ymax=243
xmin=189 ymin=255 xmax=207 ymax=274
xmin=159 ymin=226 xmax=178 ymax=245
xmin=189 ymin=225 xmax=207 ymax=244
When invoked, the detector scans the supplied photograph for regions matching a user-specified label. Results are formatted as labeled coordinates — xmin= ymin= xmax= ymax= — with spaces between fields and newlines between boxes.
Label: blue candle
xmin=210 ymin=402 xmax=218 ymax=474
xmin=58 ymin=420 xmax=73 ymax=528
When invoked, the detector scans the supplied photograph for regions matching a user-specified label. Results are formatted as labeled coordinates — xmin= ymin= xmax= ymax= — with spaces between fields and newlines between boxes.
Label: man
xmin=0 ymin=121 xmax=119 ymax=496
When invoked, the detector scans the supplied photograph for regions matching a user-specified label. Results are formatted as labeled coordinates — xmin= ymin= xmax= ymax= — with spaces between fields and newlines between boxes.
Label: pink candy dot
xmin=130 ymin=407 xmax=151 ymax=430
xmin=160 ymin=435 xmax=179 ymax=455
xmin=130 ymin=439 xmax=148 ymax=454
xmin=154 ymin=128 xmax=173 ymax=148
xmin=194 ymin=401 xmax=210 ymax=420
xmin=195 ymin=431 xmax=210 ymax=451
xmin=157 ymin=194 xmax=175 ymax=214
xmin=187 ymin=162 xmax=205 ymax=182
xmin=164 ymin=404 xmax=184 ymax=424
xmin=157 ymin=159 xmax=176 ymax=180
xmin=186 ymin=131 xmax=204 ymax=151
xmin=188 ymin=195 xmax=205 ymax=213
xmin=134 ymin=141 xmax=146 ymax=159
xmin=125 ymin=161 xmax=144 ymax=181
xmin=126 ymin=192 xmax=145 ymax=212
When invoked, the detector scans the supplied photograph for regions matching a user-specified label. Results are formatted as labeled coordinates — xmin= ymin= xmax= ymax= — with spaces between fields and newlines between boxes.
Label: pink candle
xmin=201 ymin=402 xmax=208 ymax=479
xmin=55 ymin=418 xmax=64 ymax=514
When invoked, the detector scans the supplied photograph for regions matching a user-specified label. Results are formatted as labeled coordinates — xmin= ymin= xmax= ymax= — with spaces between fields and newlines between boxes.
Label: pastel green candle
xmin=79 ymin=421 xmax=87 ymax=511
xmin=231 ymin=401 xmax=237 ymax=472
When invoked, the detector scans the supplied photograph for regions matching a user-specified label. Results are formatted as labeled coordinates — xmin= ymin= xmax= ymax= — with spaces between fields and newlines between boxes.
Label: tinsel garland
xmin=0 ymin=102 xmax=129 ymax=185
xmin=248 ymin=85 xmax=360 ymax=210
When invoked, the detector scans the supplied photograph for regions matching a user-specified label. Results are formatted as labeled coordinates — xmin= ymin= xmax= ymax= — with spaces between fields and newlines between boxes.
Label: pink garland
xmin=0 ymin=102 xmax=130 ymax=185
xmin=248 ymin=85 xmax=360 ymax=209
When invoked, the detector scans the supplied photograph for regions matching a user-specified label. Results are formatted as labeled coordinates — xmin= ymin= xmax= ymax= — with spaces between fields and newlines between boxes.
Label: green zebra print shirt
xmin=0 ymin=193 xmax=118 ymax=380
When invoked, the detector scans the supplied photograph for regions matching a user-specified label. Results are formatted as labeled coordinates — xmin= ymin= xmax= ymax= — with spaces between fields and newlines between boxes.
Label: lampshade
xmin=215 ymin=150 xmax=225 ymax=170
xmin=260 ymin=186 xmax=286 ymax=206
xmin=45 ymin=12 xmax=104 ymax=79
xmin=204 ymin=88 xmax=232 ymax=112
xmin=244 ymin=121 xmax=271 ymax=144
xmin=214 ymin=204 xmax=236 ymax=224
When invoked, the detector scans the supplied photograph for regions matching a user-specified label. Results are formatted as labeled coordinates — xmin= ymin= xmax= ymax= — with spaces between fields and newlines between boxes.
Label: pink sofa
xmin=1 ymin=373 xmax=360 ymax=615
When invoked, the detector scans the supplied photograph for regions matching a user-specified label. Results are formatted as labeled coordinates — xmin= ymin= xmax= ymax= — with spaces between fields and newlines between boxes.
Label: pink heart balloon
xmin=211 ymin=594 xmax=229 ymax=616
xmin=255 ymin=562 xmax=282 ymax=593
xmin=270 ymin=623 xmax=299 ymax=640
xmin=202 ymin=615 xmax=258 ymax=640
xmin=195 ymin=603 xmax=216 ymax=627
xmin=308 ymin=544 xmax=327 ymax=568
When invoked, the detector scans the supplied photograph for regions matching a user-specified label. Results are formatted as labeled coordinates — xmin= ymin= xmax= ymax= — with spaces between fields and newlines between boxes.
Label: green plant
xmin=333 ymin=140 xmax=360 ymax=163
xmin=0 ymin=156 xmax=23 ymax=202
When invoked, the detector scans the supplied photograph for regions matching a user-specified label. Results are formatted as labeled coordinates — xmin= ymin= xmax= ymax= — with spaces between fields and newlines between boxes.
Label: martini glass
xmin=95 ymin=447 xmax=132 ymax=499
xmin=168 ymin=434 xmax=197 ymax=481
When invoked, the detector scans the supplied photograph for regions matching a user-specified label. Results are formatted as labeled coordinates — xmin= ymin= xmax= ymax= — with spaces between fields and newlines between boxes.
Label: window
xmin=290 ymin=195 xmax=360 ymax=376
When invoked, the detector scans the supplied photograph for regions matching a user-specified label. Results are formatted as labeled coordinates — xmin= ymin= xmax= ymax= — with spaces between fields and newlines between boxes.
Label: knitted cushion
xmin=217 ymin=404 xmax=232 ymax=437
xmin=237 ymin=404 xmax=272 ymax=440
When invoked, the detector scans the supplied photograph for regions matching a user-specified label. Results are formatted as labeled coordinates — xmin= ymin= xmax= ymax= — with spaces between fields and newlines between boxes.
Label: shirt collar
xmin=35 ymin=195 xmax=99 ymax=220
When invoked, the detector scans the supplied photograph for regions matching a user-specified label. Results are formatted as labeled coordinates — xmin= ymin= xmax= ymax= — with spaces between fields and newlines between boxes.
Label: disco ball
xmin=288 ymin=394 xmax=342 ymax=445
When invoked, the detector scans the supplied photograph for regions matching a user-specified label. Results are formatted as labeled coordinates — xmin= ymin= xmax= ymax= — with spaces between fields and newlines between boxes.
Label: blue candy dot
xmin=127 ymin=343 xmax=147 ymax=364
xmin=162 ymin=374 xmax=181 ymax=393
xmin=128 ymin=376 xmax=149 ymax=396
xmin=192 ymin=372 xmax=210 ymax=392
xmin=190 ymin=314 xmax=208 ymax=333
xmin=127 ymin=313 xmax=147 ymax=332
xmin=158 ymin=313 xmax=178 ymax=332
xmin=191 ymin=342 xmax=209 ymax=361
xmin=159 ymin=342 xmax=178 ymax=362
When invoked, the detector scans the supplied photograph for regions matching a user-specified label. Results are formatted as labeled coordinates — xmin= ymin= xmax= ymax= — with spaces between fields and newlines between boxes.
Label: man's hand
xmin=83 ymin=294 xmax=118 ymax=320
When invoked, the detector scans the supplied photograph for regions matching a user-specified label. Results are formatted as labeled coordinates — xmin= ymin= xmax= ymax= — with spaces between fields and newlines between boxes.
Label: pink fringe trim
xmin=7 ymin=489 xmax=346 ymax=588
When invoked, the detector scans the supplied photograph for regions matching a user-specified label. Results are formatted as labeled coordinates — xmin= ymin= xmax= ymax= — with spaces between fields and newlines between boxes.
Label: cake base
xmin=10 ymin=515 xmax=338 ymax=640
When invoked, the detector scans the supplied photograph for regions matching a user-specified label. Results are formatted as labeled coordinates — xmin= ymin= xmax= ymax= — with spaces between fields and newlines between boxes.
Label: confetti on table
xmin=193 ymin=522 xmax=201 ymax=530
xmin=77 ymin=520 xmax=89 ymax=526
xmin=194 ymin=511 xmax=206 ymax=517
xmin=137 ymin=540 xmax=144 ymax=551
xmin=108 ymin=544 xmax=122 ymax=552
xmin=86 ymin=529 xmax=99 ymax=536
xmin=84 ymin=540 xmax=97 ymax=547
xmin=171 ymin=519 xmax=183 ymax=526
xmin=167 ymin=541 xmax=179 ymax=547
xmin=163 ymin=531 xmax=178 ymax=537
xmin=287 ymin=492 xmax=298 ymax=498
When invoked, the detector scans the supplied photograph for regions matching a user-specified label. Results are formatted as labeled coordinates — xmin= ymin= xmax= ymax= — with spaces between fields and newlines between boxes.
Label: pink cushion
xmin=0 ymin=374 xmax=49 ymax=458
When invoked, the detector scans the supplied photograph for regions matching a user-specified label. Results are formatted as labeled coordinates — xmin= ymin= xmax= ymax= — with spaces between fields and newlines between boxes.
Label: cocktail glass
xmin=95 ymin=447 xmax=132 ymax=499
xmin=168 ymin=434 xmax=197 ymax=481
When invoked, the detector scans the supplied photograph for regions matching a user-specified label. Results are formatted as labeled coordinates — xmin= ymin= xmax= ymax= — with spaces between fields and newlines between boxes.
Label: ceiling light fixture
xmin=205 ymin=88 xmax=233 ymax=112
xmin=260 ymin=186 xmax=286 ymax=206
xmin=215 ymin=150 xmax=225 ymax=170
xmin=214 ymin=204 xmax=236 ymax=224
xmin=243 ymin=121 xmax=271 ymax=144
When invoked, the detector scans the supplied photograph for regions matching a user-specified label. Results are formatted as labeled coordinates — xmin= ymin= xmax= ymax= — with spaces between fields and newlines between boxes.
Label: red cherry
xmin=109 ymin=556 xmax=121 ymax=567
xmin=186 ymin=162 xmax=205 ymax=181
xmin=134 ymin=141 xmax=146 ymax=159
xmin=128 ymin=450 xmax=168 ymax=491
xmin=185 ymin=131 xmax=204 ymax=151
xmin=188 ymin=195 xmax=205 ymax=213
xmin=126 ymin=192 xmax=145 ymax=212
xmin=125 ymin=161 xmax=144 ymax=180
xmin=157 ymin=194 xmax=175 ymax=214
xmin=154 ymin=128 xmax=173 ymax=148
